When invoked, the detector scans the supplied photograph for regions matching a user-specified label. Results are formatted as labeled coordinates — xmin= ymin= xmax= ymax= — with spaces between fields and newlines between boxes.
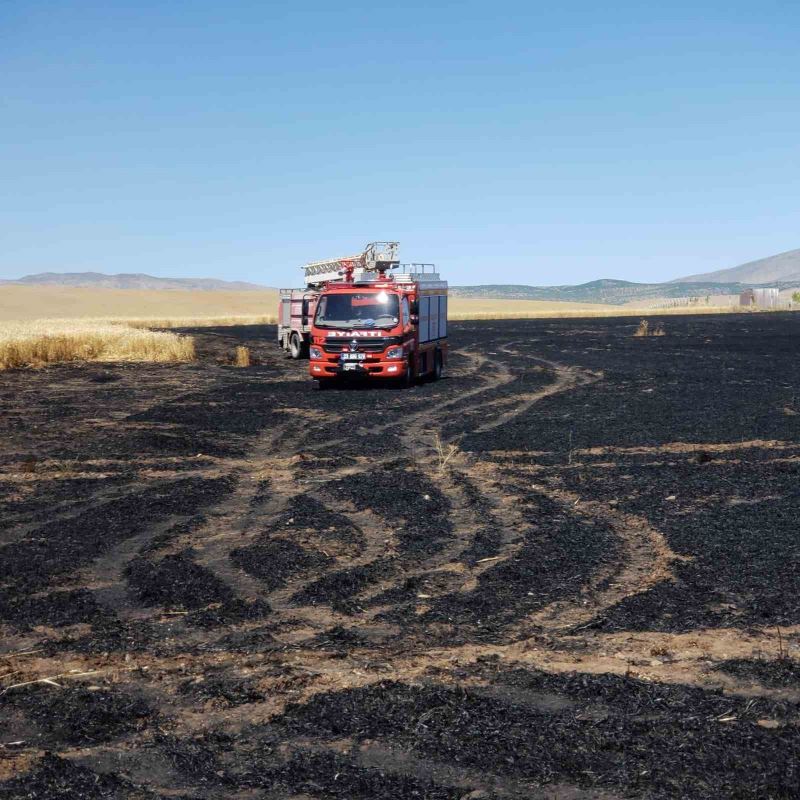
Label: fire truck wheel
xmin=312 ymin=378 xmax=333 ymax=391
xmin=398 ymin=360 xmax=413 ymax=388
xmin=289 ymin=334 xmax=303 ymax=359
xmin=432 ymin=349 xmax=443 ymax=380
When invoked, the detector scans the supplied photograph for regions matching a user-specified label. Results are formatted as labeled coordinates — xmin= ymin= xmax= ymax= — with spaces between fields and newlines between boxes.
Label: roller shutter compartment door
xmin=429 ymin=296 xmax=440 ymax=342
xmin=419 ymin=296 xmax=431 ymax=342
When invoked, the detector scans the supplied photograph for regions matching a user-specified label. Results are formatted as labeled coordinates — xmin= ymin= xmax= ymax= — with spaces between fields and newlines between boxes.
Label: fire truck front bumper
xmin=309 ymin=359 xmax=406 ymax=379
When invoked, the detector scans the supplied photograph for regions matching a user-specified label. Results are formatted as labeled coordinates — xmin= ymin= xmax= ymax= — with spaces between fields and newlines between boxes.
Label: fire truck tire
xmin=398 ymin=360 xmax=414 ymax=388
xmin=432 ymin=349 xmax=443 ymax=381
xmin=312 ymin=378 xmax=334 ymax=391
xmin=289 ymin=334 xmax=303 ymax=359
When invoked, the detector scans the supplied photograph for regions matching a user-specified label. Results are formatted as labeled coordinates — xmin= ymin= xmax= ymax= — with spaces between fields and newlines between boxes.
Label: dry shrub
xmin=234 ymin=346 xmax=251 ymax=367
xmin=634 ymin=319 xmax=667 ymax=338
xmin=432 ymin=432 xmax=459 ymax=472
xmin=0 ymin=321 xmax=195 ymax=371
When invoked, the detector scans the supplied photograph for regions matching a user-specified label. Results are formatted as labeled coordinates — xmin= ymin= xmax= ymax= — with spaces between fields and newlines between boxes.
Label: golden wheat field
xmin=446 ymin=297 xmax=741 ymax=319
xmin=0 ymin=320 xmax=195 ymax=370
xmin=0 ymin=284 xmax=280 ymax=322
xmin=0 ymin=284 xmax=751 ymax=370
xmin=0 ymin=284 xmax=739 ymax=324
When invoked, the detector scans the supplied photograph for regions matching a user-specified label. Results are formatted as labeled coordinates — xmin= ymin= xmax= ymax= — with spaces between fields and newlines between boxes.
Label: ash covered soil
xmin=2 ymin=314 xmax=800 ymax=799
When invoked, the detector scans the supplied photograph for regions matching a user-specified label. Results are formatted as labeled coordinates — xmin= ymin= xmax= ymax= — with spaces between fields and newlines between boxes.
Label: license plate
xmin=341 ymin=353 xmax=366 ymax=361
xmin=343 ymin=363 xmax=360 ymax=371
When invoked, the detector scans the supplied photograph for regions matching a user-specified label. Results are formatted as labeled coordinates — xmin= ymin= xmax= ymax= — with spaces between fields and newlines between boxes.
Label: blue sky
xmin=1 ymin=1 xmax=798 ymax=287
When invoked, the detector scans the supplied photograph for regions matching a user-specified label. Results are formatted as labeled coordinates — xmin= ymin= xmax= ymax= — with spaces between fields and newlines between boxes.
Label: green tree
xmin=793 ymin=291 xmax=800 ymax=304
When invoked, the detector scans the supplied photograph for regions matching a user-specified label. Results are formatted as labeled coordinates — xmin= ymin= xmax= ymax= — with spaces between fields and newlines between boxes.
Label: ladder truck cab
xmin=278 ymin=242 xmax=448 ymax=388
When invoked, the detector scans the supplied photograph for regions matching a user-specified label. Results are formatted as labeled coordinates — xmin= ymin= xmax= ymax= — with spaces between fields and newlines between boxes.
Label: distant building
xmin=739 ymin=287 xmax=780 ymax=308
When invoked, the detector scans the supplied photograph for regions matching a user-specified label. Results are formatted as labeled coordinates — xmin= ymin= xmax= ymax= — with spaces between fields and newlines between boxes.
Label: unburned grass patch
xmin=0 ymin=320 xmax=194 ymax=370
xmin=234 ymin=345 xmax=251 ymax=367
xmin=634 ymin=319 xmax=666 ymax=337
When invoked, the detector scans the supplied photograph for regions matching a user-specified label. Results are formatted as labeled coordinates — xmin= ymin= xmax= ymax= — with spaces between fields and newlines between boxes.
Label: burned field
xmin=1 ymin=314 xmax=800 ymax=799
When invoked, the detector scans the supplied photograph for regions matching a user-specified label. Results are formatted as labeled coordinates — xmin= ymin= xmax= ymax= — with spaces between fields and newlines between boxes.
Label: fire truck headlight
xmin=309 ymin=346 xmax=323 ymax=360
xmin=386 ymin=346 xmax=404 ymax=360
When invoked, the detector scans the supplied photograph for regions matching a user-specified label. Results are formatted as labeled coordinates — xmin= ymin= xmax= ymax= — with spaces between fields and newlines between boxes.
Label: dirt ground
xmin=1 ymin=314 xmax=799 ymax=799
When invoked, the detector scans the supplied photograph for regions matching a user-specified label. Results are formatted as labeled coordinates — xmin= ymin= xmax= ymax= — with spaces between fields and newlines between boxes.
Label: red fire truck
xmin=278 ymin=242 xmax=447 ymax=388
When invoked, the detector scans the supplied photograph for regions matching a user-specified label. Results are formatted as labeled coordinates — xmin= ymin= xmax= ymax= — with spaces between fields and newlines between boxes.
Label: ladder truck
xmin=277 ymin=242 xmax=448 ymax=388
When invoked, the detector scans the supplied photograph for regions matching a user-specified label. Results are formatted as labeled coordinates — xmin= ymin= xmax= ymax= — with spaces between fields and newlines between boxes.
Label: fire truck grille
xmin=323 ymin=337 xmax=399 ymax=354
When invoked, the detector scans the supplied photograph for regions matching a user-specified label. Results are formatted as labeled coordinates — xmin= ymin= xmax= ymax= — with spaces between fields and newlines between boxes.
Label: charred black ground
xmin=1 ymin=314 xmax=799 ymax=799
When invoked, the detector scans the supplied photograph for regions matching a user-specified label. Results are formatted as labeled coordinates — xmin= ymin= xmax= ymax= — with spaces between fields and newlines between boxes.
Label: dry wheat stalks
xmin=433 ymin=432 xmax=459 ymax=472
xmin=0 ymin=320 xmax=194 ymax=370
xmin=234 ymin=345 xmax=252 ymax=367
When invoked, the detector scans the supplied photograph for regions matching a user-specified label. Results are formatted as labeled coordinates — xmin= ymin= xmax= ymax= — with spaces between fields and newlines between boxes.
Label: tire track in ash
xmin=377 ymin=340 xmax=688 ymax=651
xmin=103 ymin=337 xmax=682 ymax=661
xmin=267 ymin=501 xmax=406 ymax=634
xmin=66 ymin=447 xmax=290 ymax=625
xmin=143 ymin=416 xmax=405 ymax=640
xmin=446 ymin=342 xmax=688 ymax=641
xmin=41 ymin=400 xmax=327 ymax=635
xmin=468 ymin=345 xmax=690 ymax=633
xmin=291 ymin=347 xmax=523 ymax=618
xmin=251 ymin=620 xmax=800 ymax=723
xmin=354 ymin=465 xmax=529 ymax=608
xmin=199 ymin=346 xmax=515 ymax=628
xmin=492 ymin=459 xmax=690 ymax=636
xmin=358 ymin=350 xmax=558 ymax=623
xmin=193 ymin=341 xmax=593 ymax=651
xmin=171 ymin=345 xmax=505 ymax=639
xmin=214 ymin=341 xmax=607 ymax=647
xmin=154 ymin=417 xmax=381 ymax=631
xmin=183 ymin=345 xmax=518 ymax=636
xmin=385 ymin=345 xmax=601 ymax=633
xmin=470 ymin=344 xmax=602 ymax=434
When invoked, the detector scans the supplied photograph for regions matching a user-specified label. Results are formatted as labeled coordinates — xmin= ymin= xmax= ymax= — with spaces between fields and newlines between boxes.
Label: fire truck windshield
xmin=314 ymin=291 xmax=400 ymax=329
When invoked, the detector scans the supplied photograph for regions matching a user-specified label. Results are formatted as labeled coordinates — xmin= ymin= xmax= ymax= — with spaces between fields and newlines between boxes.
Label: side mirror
xmin=409 ymin=299 xmax=419 ymax=316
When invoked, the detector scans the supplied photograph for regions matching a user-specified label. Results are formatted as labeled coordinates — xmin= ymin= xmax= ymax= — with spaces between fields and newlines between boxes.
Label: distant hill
xmin=449 ymin=278 xmax=800 ymax=306
xmin=4 ymin=258 xmax=799 ymax=306
xmin=0 ymin=271 xmax=270 ymax=291
xmin=672 ymin=248 xmax=800 ymax=284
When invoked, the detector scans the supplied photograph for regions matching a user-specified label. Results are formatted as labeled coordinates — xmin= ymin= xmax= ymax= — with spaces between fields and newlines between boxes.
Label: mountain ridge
xmin=671 ymin=248 xmax=800 ymax=284
xmin=3 ymin=247 xmax=800 ymax=306
xmin=0 ymin=271 xmax=271 ymax=291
